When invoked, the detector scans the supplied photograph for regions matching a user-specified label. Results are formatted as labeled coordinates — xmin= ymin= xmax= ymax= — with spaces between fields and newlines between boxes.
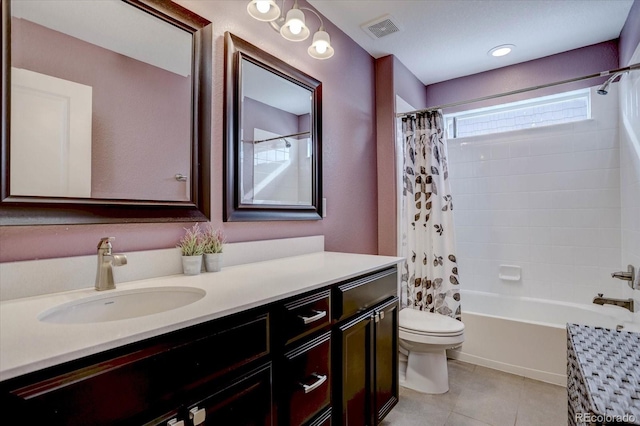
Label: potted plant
xmin=202 ymin=223 xmax=225 ymax=272
xmin=177 ymin=223 xmax=204 ymax=275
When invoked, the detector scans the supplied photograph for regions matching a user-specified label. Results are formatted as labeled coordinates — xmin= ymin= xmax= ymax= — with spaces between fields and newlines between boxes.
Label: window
xmin=444 ymin=89 xmax=590 ymax=139
xmin=253 ymin=129 xmax=290 ymax=166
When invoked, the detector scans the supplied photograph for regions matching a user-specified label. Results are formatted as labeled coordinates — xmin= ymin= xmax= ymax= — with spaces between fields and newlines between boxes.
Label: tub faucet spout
xmin=592 ymin=293 xmax=635 ymax=313
xmin=95 ymin=237 xmax=127 ymax=291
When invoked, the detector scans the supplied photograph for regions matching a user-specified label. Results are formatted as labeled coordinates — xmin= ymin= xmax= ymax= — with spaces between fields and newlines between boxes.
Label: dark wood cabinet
xmin=373 ymin=298 xmax=399 ymax=424
xmin=144 ymin=364 xmax=273 ymax=426
xmin=280 ymin=331 xmax=332 ymax=426
xmin=335 ymin=309 xmax=375 ymax=426
xmin=1 ymin=266 xmax=399 ymax=426
xmin=1 ymin=309 xmax=272 ymax=426
xmin=186 ymin=363 xmax=274 ymax=426
xmin=333 ymin=268 xmax=399 ymax=426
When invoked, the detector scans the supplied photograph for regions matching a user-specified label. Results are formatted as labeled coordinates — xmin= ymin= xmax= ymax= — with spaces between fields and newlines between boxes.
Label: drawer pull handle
xmin=298 ymin=310 xmax=327 ymax=325
xmin=300 ymin=373 xmax=327 ymax=393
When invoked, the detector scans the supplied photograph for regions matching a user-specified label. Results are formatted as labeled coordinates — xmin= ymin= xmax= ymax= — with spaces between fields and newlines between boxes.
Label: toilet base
xmin=402 ymin=350 xmax=449 ymax=394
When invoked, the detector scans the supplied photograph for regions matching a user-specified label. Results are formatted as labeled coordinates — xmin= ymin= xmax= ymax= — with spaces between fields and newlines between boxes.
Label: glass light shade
xmin=280 ymin=8 xmax=310 ymax=41
xmin=308 ymin=30 xmax=334 ymax=59
xmin=247 ymin=0 xmax=281 ymax=22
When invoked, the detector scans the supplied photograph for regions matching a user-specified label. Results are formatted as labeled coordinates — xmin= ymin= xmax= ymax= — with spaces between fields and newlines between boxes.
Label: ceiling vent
xmin=361 ymin=14 xmax=400 ymax=40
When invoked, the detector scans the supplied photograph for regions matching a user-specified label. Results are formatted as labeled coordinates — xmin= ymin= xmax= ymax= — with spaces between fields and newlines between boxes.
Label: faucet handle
xmin=97 ymin=237 xmax=115 ymax=249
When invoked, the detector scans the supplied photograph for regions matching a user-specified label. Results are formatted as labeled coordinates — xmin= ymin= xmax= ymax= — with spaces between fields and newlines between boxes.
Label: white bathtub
xmin=448 ymin=290 xmax=640 ymax=386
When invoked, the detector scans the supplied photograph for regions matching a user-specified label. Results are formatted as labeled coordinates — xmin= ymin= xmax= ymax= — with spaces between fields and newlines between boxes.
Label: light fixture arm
xmin=268 ymin=0 xmax=286 ymax=32
xmin=300 ymin=7 xmax=324 ymax=30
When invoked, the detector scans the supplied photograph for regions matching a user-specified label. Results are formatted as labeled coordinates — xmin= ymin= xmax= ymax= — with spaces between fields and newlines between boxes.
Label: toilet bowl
xmin=399 ymin=308 xmax=465 ymax=394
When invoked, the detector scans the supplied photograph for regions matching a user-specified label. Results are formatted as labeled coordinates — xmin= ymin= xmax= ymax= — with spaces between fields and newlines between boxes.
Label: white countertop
xmin=0 ymin=251 xmax=402 ymax=382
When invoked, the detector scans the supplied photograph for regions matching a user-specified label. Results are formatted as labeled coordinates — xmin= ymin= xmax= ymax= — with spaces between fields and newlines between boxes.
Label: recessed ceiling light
xmin=488 ymin=44 xmax=515 ymax=57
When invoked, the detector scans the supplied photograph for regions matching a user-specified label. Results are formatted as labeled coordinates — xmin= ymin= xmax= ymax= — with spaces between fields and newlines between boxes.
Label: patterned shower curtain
xmin=400 ymin=111 xmax=461 ymax=320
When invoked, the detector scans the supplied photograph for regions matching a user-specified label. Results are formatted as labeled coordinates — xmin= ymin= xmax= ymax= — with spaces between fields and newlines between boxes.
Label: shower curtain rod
xmin=244 ymin=131 xmax=310 ymax=144
xmin=396 ymin=62 xmax=640 ymax=118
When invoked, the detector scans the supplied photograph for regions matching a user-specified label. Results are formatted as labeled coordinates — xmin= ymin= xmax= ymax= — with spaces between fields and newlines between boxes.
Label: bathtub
xmin=448 ymin=290 xmax=640 ymax=386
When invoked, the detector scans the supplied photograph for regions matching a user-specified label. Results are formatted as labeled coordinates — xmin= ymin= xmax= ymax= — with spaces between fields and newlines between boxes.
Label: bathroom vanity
xmin=0 ymin=252 xmax=401 ymax=426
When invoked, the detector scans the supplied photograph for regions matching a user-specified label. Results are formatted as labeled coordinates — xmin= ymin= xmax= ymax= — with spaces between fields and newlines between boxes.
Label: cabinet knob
xmin=379 ymin=310 xmax=385 ymax=320
xmin=190 ymin=407 xmax=206 ymax=425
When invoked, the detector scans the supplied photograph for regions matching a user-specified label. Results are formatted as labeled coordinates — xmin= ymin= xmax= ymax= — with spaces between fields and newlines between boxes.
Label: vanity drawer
xmin=282 ymin=331 xmax=331 ymax=426
xmin=5 ymin=311 xmax=270 ymax=426
xmin=307 ymin=407 xmax=332 ymax=426
xmin=333 ymin=268 xmax=397 ymax=322
xmin=282 ymin=289 xmax=331 ymax=345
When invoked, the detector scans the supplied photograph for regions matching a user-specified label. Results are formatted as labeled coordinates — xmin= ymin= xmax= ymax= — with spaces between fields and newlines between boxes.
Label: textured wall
xmin=0 ymin=0 xmax=378 ymax=262
xmin=375 ymin=56 xmax=428 ymax=256
xmin=619 ymin=0 xmax=640 ymax=67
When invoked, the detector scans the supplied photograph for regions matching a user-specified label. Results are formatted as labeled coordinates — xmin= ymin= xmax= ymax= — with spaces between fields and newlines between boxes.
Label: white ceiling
xmin=308 ymin=0 xmax=635 ymax=85
xmin=12 ymin=0 xmax=192 ymax=77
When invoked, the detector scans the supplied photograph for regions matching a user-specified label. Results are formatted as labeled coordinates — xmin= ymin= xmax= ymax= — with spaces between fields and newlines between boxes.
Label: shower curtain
xmin=400 ymin=111 xmax=461 ymax=320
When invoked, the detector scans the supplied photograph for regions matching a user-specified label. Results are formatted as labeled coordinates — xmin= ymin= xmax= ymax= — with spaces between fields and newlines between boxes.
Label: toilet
xmin=398 ymin=308 xmax=465 ymax=394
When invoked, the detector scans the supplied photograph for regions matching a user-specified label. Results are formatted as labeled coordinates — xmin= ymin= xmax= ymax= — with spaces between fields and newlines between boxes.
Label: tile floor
xmin=382 ymin=360 xmax=567 ymax=426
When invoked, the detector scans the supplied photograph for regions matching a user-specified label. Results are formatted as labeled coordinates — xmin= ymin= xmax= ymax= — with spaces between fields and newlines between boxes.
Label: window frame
xmin=444 ymin=88 xmax=591 ymax=139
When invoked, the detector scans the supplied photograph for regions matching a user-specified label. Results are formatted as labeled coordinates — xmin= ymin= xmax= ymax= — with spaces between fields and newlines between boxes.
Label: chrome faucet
xmin=95 ymin=237 xmax=127 ymax=291
xmin=611 ymin=265 xmax=637 ymax=289
xmin=592 ymin=293 xmax=635 ymax=313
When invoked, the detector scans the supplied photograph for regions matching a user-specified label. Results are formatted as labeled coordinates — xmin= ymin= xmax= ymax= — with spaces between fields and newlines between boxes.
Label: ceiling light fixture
xmin=247 ymin=0 xmax=334 ymax=60
xmin=280 ymin=4 xmax=310 ymax=41
xmin=247 ymin=0 xmax=281 ymax=22
xmin=488 ymin=44 xmax=515 ymax=57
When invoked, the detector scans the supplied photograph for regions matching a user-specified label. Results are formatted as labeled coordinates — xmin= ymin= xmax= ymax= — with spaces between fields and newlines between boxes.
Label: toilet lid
xmin=399 ymin=308 xmax=465 ymax=335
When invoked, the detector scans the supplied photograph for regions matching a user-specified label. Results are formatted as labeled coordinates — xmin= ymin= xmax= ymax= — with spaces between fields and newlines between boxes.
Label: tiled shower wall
xmin=447 ymin=85 xmax=630 ymax=305
xmin=620 ymin=54 xmax=640 ymax=283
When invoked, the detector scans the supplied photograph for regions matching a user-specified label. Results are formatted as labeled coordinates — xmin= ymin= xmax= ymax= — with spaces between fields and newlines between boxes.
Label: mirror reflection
xmin=9 ymin=0 xmax=193 ymax=201
xmin=240 ymin=59 xmax=313 ymax=206
xmin=224 ymin=32 xmax=322 ymax=222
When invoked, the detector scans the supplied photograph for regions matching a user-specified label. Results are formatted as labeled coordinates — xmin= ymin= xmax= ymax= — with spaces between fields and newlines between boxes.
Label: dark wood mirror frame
xmin=223 ymin=32 xmax=322 ymax=222
xmin=0 ymin=0 xmax=212 ymax=225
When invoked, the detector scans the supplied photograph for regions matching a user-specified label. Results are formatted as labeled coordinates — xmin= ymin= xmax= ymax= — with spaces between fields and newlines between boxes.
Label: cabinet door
xmin=282 ymin=332 xmax=331 ymax=426
xmin=334 ymin=311 xmax=374 ymax=426
xmin=373 ymin=297 xmax=399 ymax=424
xmin=187 ymin=363 xmax=273 ymax=426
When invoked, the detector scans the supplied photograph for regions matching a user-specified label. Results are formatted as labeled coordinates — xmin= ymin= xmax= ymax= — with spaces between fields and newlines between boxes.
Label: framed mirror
xmin=224 ymin=32 xmax=322 ymax=221
xmin=0 ymin=0 xmax=212 ymax=225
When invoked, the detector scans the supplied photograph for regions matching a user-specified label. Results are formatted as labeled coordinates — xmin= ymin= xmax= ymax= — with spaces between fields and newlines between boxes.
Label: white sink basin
xmin=38 ymin=287 xmax=206 ymax=324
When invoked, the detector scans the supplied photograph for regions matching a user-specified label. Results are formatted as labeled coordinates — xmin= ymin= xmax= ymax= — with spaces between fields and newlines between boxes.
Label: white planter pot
xmin=182 ymin=255 xmax=203 ymax=275
xmin=204 ymin=253 xmax=223 ymax=272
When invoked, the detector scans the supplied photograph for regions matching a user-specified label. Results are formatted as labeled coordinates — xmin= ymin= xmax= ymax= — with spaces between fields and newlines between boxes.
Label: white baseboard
xmin=447 ymin=349 xmax=566 ymax=387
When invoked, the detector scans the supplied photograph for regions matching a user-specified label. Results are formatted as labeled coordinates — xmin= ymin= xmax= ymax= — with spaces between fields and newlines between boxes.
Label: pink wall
xmin=12 ymin=18 xmax=192 ymax=202
xmin=619 ymin=0 xmax=640 ymax=67
xmin=0 ymin=0 xmax=378 ymax=262
xmin=375 ymin=56 xmax=428 ymax=256
xmin=425 ymin=41 xmax=619 ymax=111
